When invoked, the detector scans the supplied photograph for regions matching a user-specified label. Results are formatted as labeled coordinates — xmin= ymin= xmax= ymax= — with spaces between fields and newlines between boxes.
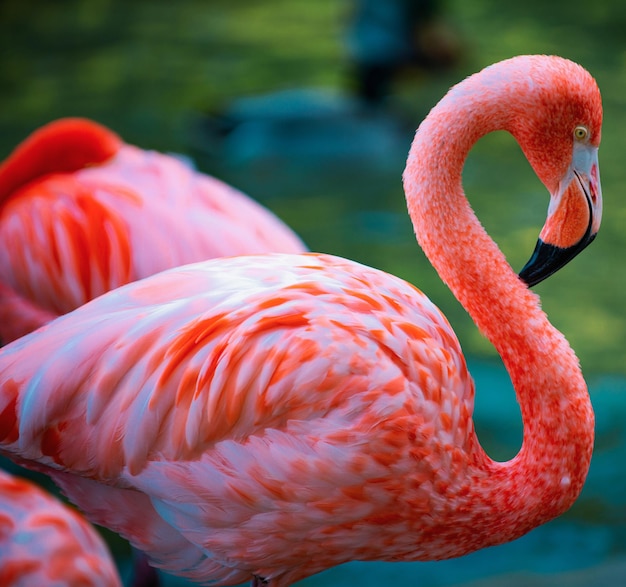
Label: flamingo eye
xmin=574 ymin=126 xmax=589 ymax=140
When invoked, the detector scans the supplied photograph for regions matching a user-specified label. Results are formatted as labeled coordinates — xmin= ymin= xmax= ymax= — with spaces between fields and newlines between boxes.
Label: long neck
xmin=0 ymin=118 xmax=122 ymax=202
xmin=403 ymin=82 xmax=594 ymax=545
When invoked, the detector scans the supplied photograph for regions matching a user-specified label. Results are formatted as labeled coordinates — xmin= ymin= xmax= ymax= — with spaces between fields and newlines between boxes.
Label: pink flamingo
xmin=0 ymin=55 xmax=601 ymax=586
xmin=0 ymin=468 xmax=121 ymax=586
xmin=0 ymin=117 xmax=306 ymax=343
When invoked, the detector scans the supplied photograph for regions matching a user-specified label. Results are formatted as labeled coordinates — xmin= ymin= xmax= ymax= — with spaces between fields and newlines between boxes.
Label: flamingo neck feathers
xmin=403 ymin=57 xmax=594 ymax=546
xmin=0 ymin=118 xmax=122 ymax=202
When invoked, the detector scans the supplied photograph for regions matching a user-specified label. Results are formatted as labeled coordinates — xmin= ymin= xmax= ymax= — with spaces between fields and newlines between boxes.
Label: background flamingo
xmin=0 ymin=467 xmax=121 ymax=586
xmin=0 ymin=55 xmax=601 ymax=586
xmin=0 ymin=117 xmax=306 ymax=344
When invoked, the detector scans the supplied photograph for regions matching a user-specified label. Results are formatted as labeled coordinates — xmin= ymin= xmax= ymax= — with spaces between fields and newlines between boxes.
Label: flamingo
xmin=0 ymin=467 xmax=121 ymax=586
xmin=0 ymin=55 xmax=601 ymax=586
xmin=0 ymin=117 xmax=306 ymax=344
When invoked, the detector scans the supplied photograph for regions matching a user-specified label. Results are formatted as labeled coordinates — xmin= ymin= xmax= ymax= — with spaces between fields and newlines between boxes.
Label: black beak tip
xmin=518 ymin=239 xmax=558 ymax=287
xmin=518 ymin=234 xmax=596 ymax=288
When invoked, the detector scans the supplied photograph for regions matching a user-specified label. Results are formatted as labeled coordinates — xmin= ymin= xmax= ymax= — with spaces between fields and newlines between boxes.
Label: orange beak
xmin=519 ymin=145 xmax=602 ymax=287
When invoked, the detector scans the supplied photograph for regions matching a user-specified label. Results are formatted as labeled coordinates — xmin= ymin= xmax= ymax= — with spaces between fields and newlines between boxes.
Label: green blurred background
xmin=1 ymin=0 xmax=625 ymax=585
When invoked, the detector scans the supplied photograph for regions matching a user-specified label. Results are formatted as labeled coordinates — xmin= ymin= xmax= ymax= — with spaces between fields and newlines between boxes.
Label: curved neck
xmin=0 ymin=118 xmax=122 ymax=202
xmin=403 ymin=82 xmax=594 ymax=545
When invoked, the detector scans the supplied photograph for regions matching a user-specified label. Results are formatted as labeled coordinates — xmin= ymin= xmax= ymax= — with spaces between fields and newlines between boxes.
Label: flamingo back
xmin=0 ymin=144 xmax=305 ymax=318
xmin=0 ymin=253 xmax=475 ymax=584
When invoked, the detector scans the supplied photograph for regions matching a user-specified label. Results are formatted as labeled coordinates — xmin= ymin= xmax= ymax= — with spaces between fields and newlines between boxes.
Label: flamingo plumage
xmin=0 ymin=55 xmax=601 ymax=586
xmin=0 ymin=117 xmax=306 ymax=344
xmin=0 ymin=468 xmax=121 ymax=586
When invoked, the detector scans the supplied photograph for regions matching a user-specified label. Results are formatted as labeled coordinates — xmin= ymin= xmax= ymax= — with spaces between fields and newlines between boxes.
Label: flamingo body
xmin=0 ymin=253 xmax=481 ymax=583
xmin=0 ymin=118 xmax=306 ymax=342
xmin=0 ymin=468 xmax=121 ymax=586
xmin=0 ymin=56 xmax=601 ymax=586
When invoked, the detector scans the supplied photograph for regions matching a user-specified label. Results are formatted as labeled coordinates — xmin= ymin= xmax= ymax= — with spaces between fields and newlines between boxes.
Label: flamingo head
xmin=18 ymin=117 xmax=123 ymax=174
xmin=0 ymin=117 xmax=123 ymax=203
xmin=502 ymin=56 xmax=603 ymax=287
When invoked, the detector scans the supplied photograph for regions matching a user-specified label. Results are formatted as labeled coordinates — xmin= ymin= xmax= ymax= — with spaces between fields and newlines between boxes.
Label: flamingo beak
xmin=519 ymin=144 xmax=602 ymax=287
